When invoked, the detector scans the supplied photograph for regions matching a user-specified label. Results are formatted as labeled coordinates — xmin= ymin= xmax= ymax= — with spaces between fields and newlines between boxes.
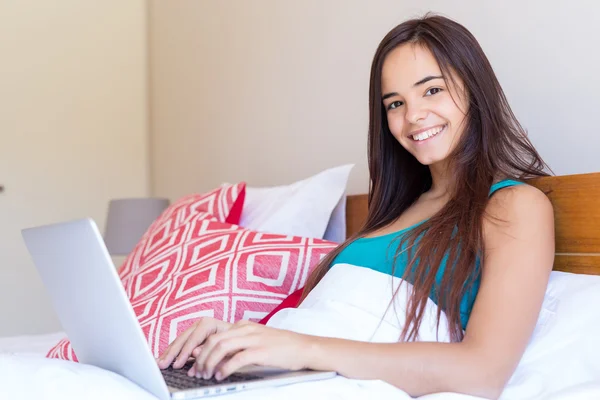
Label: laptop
xmin=21 ymin=218 xmax=336 ymax=399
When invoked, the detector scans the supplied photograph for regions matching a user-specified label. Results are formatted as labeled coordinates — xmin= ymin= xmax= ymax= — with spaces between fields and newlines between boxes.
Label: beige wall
xmin=3 ymin=0 xmax=598 ymax=336
xmin=0 ymin=1 xmax=148 ymax=336
xmin=149 ymin=0 xmax=600 ymax=200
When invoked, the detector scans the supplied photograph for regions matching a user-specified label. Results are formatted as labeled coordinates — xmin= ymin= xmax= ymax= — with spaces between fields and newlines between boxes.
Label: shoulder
xmin=483 ymin=183 xmax=554 ymax=244
xmin=487 ymin=182 xmax=553 ymax=221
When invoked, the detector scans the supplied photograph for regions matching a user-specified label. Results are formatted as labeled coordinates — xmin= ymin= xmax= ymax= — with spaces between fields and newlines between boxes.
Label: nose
xmin=405 ymin=102 xmax=428 ymax=124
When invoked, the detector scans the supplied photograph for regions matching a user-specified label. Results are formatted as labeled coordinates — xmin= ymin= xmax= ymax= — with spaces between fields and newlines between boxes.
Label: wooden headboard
xmin=345 ymin=172 xmax=600 ymax=276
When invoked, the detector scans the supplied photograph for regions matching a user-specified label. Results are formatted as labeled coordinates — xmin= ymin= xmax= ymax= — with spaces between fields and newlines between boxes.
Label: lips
xmin=409 ymin=124 xmax=447 ymax=142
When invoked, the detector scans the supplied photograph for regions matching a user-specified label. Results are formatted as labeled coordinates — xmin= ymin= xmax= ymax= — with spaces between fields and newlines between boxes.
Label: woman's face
xmin=381 ymin=44 xmax=469 ymax=166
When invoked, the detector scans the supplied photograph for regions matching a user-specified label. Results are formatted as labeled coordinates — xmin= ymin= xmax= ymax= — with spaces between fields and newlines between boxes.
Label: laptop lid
xmin=22 ymin=218 xmax=171 ymax=400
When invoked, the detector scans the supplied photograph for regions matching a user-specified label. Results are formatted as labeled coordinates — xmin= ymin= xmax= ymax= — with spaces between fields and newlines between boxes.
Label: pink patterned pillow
xmin=47 ymin=182 xmax=246 ymax=361
xmin=116 ymin=182 xmax=246 ymax=282
xmin=47 ymin=185 xmax=336 ymax=361
xmin=148 ymin=182 xmax=246 ymax=227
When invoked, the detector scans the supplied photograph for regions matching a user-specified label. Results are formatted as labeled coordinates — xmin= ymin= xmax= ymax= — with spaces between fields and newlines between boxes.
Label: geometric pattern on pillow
xmin=47 ymin=183 xmax=246 ymax=362
xmin=131 ymin=224 xmax=335 ymax=357
xmin=117 ymin=182 xmax=246 ymax=284
xmin=47 ymin=204 xmax=336 ymax=361
xmin=156 ymin=181 xmax=245 ymax=224
xmin=158 ymin=182 xmax=246 ymax=225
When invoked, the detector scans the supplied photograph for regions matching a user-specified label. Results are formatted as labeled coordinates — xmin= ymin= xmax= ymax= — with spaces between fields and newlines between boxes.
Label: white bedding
xmin=1 ymin=264 xmax=599 ymax=400
xmin=0 ymin=331 xmax=66 ymax=356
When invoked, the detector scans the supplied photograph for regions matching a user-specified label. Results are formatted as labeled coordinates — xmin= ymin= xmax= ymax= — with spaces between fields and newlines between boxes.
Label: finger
xmin=194 ymin=324 xmax=255 ymax=373
xmin=192 ymin=346 xmax=203 ymax=358
xmin=158 ymin=324 xmax=195 ymax=363
xmin=203 ymin=335 xmax=260 ymax=379
xmin=173 ymin=324 xmax=216 ymax=369
xmin=157 ymin=323 xmax=197 ymax=368
xmin=187 ymin=362 xmax=197 ymax=377
xmin=186 ymin=346 xmax=203 ymax=377
xmin=194 ymin=325 xmax=256 ymax=377
xmin=217 ymin=348 xmax=265 ymax=381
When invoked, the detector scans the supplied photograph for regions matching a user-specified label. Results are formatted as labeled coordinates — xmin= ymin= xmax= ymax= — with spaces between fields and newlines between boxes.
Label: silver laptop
xmin=21 ymin=218 xmax=336 ymax=399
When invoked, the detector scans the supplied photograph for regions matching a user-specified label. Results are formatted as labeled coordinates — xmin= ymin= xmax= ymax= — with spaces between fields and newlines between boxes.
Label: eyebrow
xmin=381 ymin=75 xmax=444 ymax=100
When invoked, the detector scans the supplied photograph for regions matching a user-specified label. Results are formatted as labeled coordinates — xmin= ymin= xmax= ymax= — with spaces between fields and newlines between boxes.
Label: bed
xmin=1 ymin=171 xmax=600 ymax=400
xmin=347 ymin=172 xmax=600 ymax=275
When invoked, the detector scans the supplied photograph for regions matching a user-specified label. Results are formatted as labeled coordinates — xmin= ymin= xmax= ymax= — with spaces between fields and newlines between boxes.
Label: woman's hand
xmin=191 ymin=320 xmax=314 ymax=381
xmin=156 ymin=317 xmax=233 ymax=373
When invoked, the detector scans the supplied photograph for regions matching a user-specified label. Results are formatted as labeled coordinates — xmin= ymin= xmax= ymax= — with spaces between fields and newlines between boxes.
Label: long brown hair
xmin=300 ymin=13 xmax=551 ymax=342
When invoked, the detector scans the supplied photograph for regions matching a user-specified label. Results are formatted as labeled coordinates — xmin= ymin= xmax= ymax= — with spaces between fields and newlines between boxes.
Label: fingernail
xmin=203 ymin=371 xmax=210 ymax=380
xmin=215 ymin=372 xmax=222 ymax=381
xmin=196 ymin=372 xmax=202 ymax=379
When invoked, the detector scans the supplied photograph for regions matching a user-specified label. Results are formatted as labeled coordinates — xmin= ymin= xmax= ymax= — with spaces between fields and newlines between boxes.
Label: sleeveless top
xmin=330 ymin=179 xmax=524 ymax=330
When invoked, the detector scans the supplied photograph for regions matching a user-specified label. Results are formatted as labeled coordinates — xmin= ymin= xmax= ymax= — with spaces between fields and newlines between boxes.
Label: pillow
xmin=521 ymin=270 xmax=600 ymax=346
xmin=47 ymin=208 xmax=337 ymax=361
xmin=115 ymin=182 xmax=246 ymax=276
xmin=501 ymin=271 xmax=600 ymax=398
xmin=156 ymin=181 xmax=246 ymax=226
xmin=238 ymin=164 xmax=354 ymax=242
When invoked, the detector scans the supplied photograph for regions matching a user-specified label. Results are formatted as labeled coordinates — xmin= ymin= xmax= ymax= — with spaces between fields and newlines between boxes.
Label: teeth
xmin=412 ymin=125 xmax=445 ymax=141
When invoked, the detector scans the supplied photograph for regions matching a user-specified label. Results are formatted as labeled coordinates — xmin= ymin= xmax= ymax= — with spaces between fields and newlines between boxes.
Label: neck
xmin=427 ymin=160 xmax=454 ymax=198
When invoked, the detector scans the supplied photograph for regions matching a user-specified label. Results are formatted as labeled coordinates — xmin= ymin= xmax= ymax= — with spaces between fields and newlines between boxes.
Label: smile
xmin=410 ymin=125 xmax=447 ymax=142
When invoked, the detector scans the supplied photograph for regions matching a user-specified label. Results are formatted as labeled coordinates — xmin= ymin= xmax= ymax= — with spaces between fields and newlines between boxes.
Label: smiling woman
xmin=158 ymin=13 xmax=555 ymax=400
xmin=381 ymin=49 xmax=469 ymax=167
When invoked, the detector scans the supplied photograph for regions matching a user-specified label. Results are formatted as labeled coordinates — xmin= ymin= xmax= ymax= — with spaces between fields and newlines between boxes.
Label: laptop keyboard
xmin=162 ymin=360 xmax=265 ymax=390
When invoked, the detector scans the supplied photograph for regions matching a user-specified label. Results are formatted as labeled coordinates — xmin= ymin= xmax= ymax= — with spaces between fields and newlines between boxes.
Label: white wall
xmin=3 ymin=0 xmax=597 ymax=336
xmin=149 ymin=0 xmax=600 ymax=200
xmin=0 ymin=1 xmax=148 ymax=336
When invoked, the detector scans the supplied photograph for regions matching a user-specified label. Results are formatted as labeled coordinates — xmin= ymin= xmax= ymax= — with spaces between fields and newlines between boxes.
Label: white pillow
xmin=501 ymin=271 xmax=600 ymax=399
xmin=530 ymin=271 xmax=600 ymax=344
xmin=239 ymin=164 xmax=354 ymax=240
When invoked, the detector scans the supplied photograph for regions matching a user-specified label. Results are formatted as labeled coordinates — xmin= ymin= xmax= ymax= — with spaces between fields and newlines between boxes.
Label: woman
xmin=157 ymin=13 xmax=555 ymax=399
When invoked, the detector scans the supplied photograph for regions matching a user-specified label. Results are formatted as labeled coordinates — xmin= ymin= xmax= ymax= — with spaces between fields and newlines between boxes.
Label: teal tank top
xmin=331 ymin=179 xmax=524 ymax=330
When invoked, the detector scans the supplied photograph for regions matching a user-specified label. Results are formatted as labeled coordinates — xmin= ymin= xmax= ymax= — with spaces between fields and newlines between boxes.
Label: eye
xmin=387 ymin=100 xmax=404 ymax=110
xmin=425 ymin=87 xmax=443 ymax=96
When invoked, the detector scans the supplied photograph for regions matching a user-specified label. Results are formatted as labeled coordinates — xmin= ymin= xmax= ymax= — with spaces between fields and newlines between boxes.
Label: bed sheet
xmin=2 ymin=342 xmax=600 ymax=400
xmin=0 ymin=331 xmax=66 ymax=356
xmin=0 ymin=352 xmax=489 ymax=400
xmin=1 ymin=265 xmax=599 ymax=400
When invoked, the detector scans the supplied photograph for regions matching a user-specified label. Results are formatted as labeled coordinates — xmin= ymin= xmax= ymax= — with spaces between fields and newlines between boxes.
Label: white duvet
xmin=1 ymin=264 xmax=600 ymax=400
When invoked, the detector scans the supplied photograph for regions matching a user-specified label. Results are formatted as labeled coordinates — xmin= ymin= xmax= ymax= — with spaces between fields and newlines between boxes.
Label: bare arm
xmin=304 ymin=185 xmax=555 ymax=399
